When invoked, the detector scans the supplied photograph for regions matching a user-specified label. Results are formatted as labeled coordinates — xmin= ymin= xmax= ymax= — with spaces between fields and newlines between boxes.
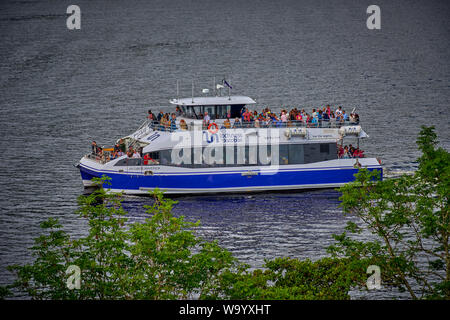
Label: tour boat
xmin=77 ymin=87 xmax=382 ymax=195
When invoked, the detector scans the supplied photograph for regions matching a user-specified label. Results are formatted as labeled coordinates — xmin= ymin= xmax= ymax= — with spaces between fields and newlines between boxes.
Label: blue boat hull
xmin=79 ymin=164 xmax=383 ymax=194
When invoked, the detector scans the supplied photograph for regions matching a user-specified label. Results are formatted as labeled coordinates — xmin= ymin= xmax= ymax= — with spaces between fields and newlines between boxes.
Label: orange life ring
xmin=208 ymin=122 xmax=219 ymax=134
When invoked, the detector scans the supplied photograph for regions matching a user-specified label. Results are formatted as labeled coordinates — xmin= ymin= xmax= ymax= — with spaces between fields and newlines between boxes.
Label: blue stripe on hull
xmin=79 ymin=165 xmax=383 ymax=192
xmin=80 ymin=168 xmax=99 ymax=181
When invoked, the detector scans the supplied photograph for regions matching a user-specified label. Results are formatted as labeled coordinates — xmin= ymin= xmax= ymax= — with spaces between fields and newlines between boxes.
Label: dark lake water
xmin=0 ymin=0 xmax=449 ymax=299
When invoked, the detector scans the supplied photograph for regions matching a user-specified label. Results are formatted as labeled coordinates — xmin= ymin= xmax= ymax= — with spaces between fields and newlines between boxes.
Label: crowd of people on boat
xmin=146 ymin=110 xmax=180 ymax=131
xmin=91 ymin=140 xmax=159 ymax=164
xmin=91 ymin=140 xmax=126 ymax=162
xmin=92 ymin=139 xmax=365 ymax=163
xmin=226 ymin=105 xmax=360 ymax=129
xmin=338 ymin=144 xmax=365 ymax=158
xmin=89 ymin=105 xmax=363 ymax=162
xmin=146 ymin=105 xmax=359 ymax=131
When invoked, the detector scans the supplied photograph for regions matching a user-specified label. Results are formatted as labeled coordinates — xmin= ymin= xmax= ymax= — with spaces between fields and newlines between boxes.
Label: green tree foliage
xmin=217 ymin=257 xmax=369 ymax=300
xmin=4 ymin=178 xmax=238 ymax=299
xmin=2 ymin=177 xmax=367 ymax=300
xmin=331 ymin=126 xmax=449 ymax=299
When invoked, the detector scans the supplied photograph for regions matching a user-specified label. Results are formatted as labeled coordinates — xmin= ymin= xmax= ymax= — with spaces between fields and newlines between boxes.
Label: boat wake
xmin=383 ymin=169 xmax=416 ymax=178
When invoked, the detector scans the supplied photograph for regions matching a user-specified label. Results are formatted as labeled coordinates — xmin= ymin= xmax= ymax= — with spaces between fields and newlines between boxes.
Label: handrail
xmin=145 ymin=118 xmax=361 ymax=132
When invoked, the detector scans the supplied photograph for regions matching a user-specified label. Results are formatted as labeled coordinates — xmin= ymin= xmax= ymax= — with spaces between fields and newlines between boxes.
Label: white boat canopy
xmin=170 ymin=95 xmax=256 ymax=106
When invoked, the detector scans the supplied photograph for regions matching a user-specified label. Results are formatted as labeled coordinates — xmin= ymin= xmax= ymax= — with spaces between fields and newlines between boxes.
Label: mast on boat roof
xmin=228 ymin=75 xmax=231 ymax=100
xmin=174 ymin=76 xmax=232 ymax=101
xmin=191 ymin=79 xmax=194 ymax=103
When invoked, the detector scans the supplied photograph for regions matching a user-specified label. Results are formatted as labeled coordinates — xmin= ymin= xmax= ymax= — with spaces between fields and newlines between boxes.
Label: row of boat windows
xmin=114 ymin=143 xmax=337 ymax=167
xmin=181 ymin=105 xmax=244 ymax=119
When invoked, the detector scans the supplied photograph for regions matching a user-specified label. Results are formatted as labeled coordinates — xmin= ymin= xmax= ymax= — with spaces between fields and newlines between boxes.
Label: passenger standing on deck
xmin=338 ymin=145 xmax=344 ymax=158
xmin=242 ymin=108 xmax=252 ymax=125
xmin=148 ymin=110 xmax=156 ymax=121
xmin=114 ymin=142 xmax=120 ymax=152
xmin=132 ymin=149 xmax=141 ymax=158
xmin=147 ymin=112 xmax=156 ymax=128
xmin=223 ymin=118 xmax=231 ymax=129
xmin=280 ymin=111 xmax=287 ymax=123
xmin=127 ymin=147 xmax=133 ymax=158
xmin=353 ymin=112 xmax=360 ymax=124
xmin=91 ymin=141 xmax=99 ymax=155
xmin=343 ymin=146 xmax=350 ymax=158
xmin=175 ymin=106 xmax=183 ymax=117
xmin=322 ymin=110 xmax=330 ymax=126
xmin=157 ymin=111 xmax=164 ymax=122
xmin=96 ymin=147 xmax=103 ymax=161
xmin=118 ymin=138 xmax=126 ymax=153
xmin=318 ymin=110 xmax=323 ymax=127
xmin=310 ymin=116 xmax=318 ymax=127
xmin=342 ymin=110 xmax=349 ymax=121
xmin=170 ymin=113 xmax=177 ymax=131
xmin=203 ymin=111 xmax=210 ymax=128
xmin=233 ymin=117 xmax=241 ymax=128
xmin=179 ymin=119 xmax=188 ymax=130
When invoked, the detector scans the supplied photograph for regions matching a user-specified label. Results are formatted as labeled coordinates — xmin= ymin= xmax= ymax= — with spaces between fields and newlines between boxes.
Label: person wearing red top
xmin=243 ymin=109 xmax=251 ymax=122
xmin=338 ymin=145 xmax=344 ymax=158
xmin=143 ymin=153 xmax=153 ymax=165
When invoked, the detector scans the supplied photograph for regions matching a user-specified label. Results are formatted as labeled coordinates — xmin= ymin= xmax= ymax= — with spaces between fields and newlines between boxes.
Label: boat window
xmin=192 ymin=106 xmax=202 ymax=119
xmin=216 ymin=105 xmax=231 ymax=119
xmin=304 ymin=144 xmax=320 ymax=164
xmin=114 ymin=152 xmax=160 ymax=166
xmin=114 ymin=158 xmax=142 ymax=166
xmin=142 ymin=151 xmax=160 ymax=165
xmin=304 ymin=143 xmax=337 ymax=163
xmin=288 ymin=144 xmax=305 ymax=164
xmin=204 ymin=105 xmax=215 ymax=119
xmin=141 ymin=143 xmax=337 ymax=168
xmin=183 ymin=107 xmax=194 ymax=118
xmin=184 ymin=105 xmax=241 ymax=120
xmin=147 ymin=151 xmax=160 ymax=160
xmin=229 ymin=105 xmax=245 ymax=118
xmin=320 ymin=144 xmax=330 ymax=154
xmin=129 ymin=159 xmax=142 ymax=166
xmin=114 ymin=158 xmax=128 ymax=166
xmin=279 ymin=144 xmax=289 ymax=165
xmin=160 ymin=150 xmax=172 ymax=165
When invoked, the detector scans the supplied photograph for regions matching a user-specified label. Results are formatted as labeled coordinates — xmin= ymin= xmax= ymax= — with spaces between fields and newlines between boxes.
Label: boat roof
xmin=169 ymin=95 xmax=256 ymax=106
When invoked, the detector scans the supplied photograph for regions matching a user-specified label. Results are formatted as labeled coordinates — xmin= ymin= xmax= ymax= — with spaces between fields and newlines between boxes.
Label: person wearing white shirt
xmin=132 ymin=151 xmax=141 ymax=158
xmin=203 ymin=111 xmax=210 ymax=125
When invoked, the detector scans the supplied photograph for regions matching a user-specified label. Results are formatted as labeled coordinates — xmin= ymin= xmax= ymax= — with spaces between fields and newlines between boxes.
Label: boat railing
xmin=145 ymin=118 xmax=360 ymax=132
xmin=84 ymin=153 xmax=108 ymax=164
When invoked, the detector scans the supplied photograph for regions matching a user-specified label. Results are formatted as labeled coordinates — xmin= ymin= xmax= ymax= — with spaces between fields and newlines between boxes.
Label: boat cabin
xmin=169 ymin=95 xmax=256 ymax=120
